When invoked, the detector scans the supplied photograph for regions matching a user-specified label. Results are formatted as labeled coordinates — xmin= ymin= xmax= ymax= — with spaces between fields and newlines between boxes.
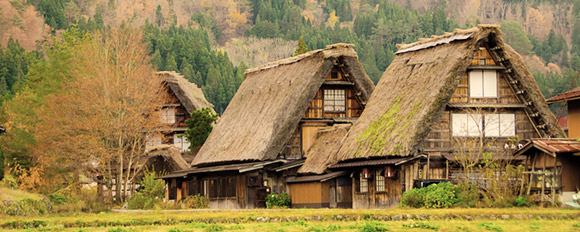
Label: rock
xmin=335 ymin=215 xmax=344 ymax=220
xmin=464 ymin=216 xmax=472 ymax=221
xmin=392 ymin=215 xmax=403 ymax=220
xmin=501 ymin=215 xmax=510 ymax=220
xmin=313 ymin=215 xmax=321 ymax=221
xmin=419 ymin=215 xmax=427 ymax=220
xmin=513 ymin=214 xmax=523 ymax=219
xmin=490 ymin=215 xmax=496 ymax=220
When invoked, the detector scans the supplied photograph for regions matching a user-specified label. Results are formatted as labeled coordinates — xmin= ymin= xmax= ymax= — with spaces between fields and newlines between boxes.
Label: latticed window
xmin=375 ymin=170 xmax=385 ymax=192
xmin=359 ymin=173 xmax=368 ymax=193
xmin=161 ymin=108 xmax=176 ymax=124
xmin=324 ymin=89 xmax=346 ymax=112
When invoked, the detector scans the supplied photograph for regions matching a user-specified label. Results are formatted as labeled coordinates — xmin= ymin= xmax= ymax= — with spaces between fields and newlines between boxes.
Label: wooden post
xmin=542 ymin=155 xmax=546 ymax=201
xmin=527 ymin=154 xmax=535 ymax=195
xmin=446 ymin=160 xmax=449 ymax=180
xmin=552 ymin=156 xmax=557 ymax=204
xmin=426 ymin=154 xmax=431 ymax=180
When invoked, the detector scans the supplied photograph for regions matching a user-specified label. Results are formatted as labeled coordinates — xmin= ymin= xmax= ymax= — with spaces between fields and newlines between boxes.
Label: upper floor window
xmin=484 ymin=114 xmax=516 ymax=137
xmin=324 ymin=89 xmax=345 ymax=112
xmin=161 ymin=108 xmax=176 ymax=124
xmin=469 ymin=70 xmax=497 ymax=98
xmin=173 ymin=134 xmax=190 ymax=153
xmin=452 ymin=113 xmax=482 ymax=137
xmin=452 ymin=113 xmax=515 ymax=137
xmin=145 ymin=135 xmax=162 ymax=150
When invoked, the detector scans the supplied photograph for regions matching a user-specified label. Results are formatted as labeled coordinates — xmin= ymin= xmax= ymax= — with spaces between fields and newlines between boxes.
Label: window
xmin=452 ymin=113 xmax=516 ymax=137
xmin=173 ymin=134 xmax=190 ymax=153
xmin=331 ymin=71 xmax=339 ymax=79
xmin=145 ymin=135 xmax=162 ymax=150
xmin=203 ymin=177 xmax=236 ymax=198
xmin=324 ymin=89 xmax=346 ymax=112
xmin=479 ymin=59 xmax=486 ymax=65
xmin=375 ymin=170 xmax=385 ymax=192
xmin=161 ymin=108 xmax=176 ymax=124
xmin=469 ymin=70 xmax=497 ymax=98
xmin=484 ymin=114 xmax=516 ymax=137
xmin=359 ymin=172 xmax=368 ymax=193
xmin=452 ymin=114 xmax=482 ymax=137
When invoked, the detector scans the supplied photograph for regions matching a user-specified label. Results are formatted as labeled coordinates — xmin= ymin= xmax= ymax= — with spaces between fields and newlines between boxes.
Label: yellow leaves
xmin=227 ymin=9 xmax=248 ymax=29
xmin=327 ymin=10 xmax=339 ymax=26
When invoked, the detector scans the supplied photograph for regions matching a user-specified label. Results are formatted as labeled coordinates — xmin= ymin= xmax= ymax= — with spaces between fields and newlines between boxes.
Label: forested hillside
xmin=1 ymin=0 xmax=580 ymax=114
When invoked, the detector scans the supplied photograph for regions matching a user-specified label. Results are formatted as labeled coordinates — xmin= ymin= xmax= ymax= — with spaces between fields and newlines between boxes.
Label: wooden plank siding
xmin=426 ymin=47 xmax=539 ymax=154
xmin=289 ymin=182 xmax=331 ymax=208
xmin=351 ymin=163 xmax=418 ymax=209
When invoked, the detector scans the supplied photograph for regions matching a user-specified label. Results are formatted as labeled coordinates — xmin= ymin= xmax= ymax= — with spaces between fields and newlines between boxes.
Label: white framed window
xmin=484 ymin=114 xmax=515 ymax=137
xmin=469 ymin=70 xmax=497 ymax=98
xmin=359 ymin=173 xmax=368 ymax=193
xmin=452 ymin=113 xmax=482 ymax=137
xmin=324 ymin=89 xmax=346 ymax=112
xmin=161 ymin=108 xmax=176 ymax=124
xmin=145 ymin=135 xmax=162 ymax=150
xmin=173 ymin=134 xmax=190 ymax=153
xmin=375 ymin=170 xmax=385 ymax=192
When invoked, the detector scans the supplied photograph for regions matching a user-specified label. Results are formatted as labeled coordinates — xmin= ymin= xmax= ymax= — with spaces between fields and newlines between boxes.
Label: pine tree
xmin=293 ymin=36 xmax=308 ymax=56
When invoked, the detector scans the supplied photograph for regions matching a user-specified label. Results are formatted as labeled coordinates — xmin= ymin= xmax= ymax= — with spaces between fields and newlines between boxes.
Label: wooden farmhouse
xmin=141 ymin=71 xmax=215 ymax=172
xmin=513 ymin=139 xmax=580 ymax=204
xmin=320 ymin=25 xmax=565 ymax=209
xmin=161 ymin=44 xmax=375 ymax=208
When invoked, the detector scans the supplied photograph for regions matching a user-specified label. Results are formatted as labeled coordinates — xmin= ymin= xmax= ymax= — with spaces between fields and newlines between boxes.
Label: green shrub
xmin=2 ymin=174 xmax=18 ymax=189
xmin=265 ymin=192 xmax=291 ymax=208
xmin=48 ymin=193 xmax=68 ymax=205
xmin=140 ymin=170 xmax=165 ymax=199
xmin=167 ymin=228 xmax=182 ymax=232
xmin=358 ymin=221 xmax=389 ymax=232
xmin=400 ymin=182 xmax=460 ymax=208
xmin=127 ymin=194 xmax=158 ymax=210
xmin=423 ymin=182 xmax=460 ymax=208
xmin=182 ymin=194 xmax=209 ymax=209
xmin=400 ymin=188 xmax=424 ymax=208
xmin=512 ymin=196 xmax=532 ymax=207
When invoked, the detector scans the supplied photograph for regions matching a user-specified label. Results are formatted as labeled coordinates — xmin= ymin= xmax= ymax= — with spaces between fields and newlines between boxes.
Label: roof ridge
xmin=396 ymin=24 xmax=500 ymax=53
xmin=244 ymin=43 xmax=356 ymax=75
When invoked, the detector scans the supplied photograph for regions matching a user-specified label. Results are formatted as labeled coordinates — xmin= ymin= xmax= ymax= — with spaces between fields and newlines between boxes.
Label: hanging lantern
xmin=362 ymin=168 xmax=370 ymax=179
xmin=385 ymin=166 xmax=394 ymax=178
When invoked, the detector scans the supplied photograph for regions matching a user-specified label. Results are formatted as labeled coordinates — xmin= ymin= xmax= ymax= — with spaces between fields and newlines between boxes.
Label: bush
xmin=127 ymin=194 xmax=158 ymax=210
xmin=126 ymin=170 xmax=164 ymax=209
xmin=265 ymin=192 xmax=291 ymax=208
xmin=400 ymin=182 xmax=460 ymax=208
xmin=182 ymin=194 xmax=209 ymax=209
xmin=512 ymin=196 xmax=532 ymax=207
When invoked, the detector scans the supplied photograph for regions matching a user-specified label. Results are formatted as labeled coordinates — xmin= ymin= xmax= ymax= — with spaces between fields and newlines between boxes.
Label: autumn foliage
xmin=34 ymin=27 xmax=167 ymax=201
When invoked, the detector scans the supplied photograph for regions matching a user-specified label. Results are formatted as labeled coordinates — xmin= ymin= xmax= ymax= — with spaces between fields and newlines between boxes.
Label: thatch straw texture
xmin=191 ymin=44 xmax=374 ymax=166
xmin=157 ymin=71 xmax=214 ymax=114
xmin=143 ymin=144 xmax=190 ymax=171
xmin=298 ymin=124 xmax=351 ymax=174
xmin=335 ymin=25 xmax=565 ymax=162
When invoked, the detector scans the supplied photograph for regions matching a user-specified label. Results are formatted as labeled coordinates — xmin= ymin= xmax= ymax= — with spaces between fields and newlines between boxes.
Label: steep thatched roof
xmin=298 ymin=124 xmax=351 ymax=174
xmin=334 ymin=25 xmax=565 ymax=162
xmin=191 ymin=43 xmax=374 ymax=166
xmin=142 ymin=145 xmax=190 ymax=171
xmin=157 ymin=71 xmax=214 ymax=114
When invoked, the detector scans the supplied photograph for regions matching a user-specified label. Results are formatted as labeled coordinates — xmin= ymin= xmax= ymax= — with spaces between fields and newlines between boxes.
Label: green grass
xmin=0 ymin=208 xmax=579 ymax=231
xmin=0 ymin=187 xmax=45 ymax=202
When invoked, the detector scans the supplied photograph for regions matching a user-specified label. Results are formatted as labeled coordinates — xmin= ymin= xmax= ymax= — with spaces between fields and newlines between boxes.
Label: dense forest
xmin=2 ymin=0 xmax=580 ymax=178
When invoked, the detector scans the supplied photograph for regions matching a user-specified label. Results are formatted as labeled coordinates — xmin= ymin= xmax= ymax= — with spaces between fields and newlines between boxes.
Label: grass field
xmin=1 ymin=208 xmax=580 ymax=231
